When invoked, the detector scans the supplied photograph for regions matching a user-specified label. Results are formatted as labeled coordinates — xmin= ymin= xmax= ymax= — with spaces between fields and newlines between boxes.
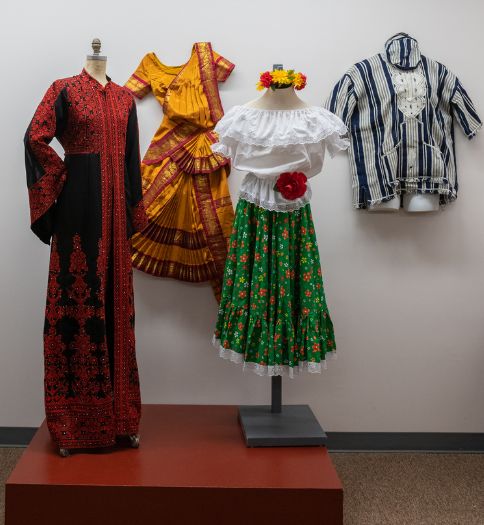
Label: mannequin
xmin=211 ymin=65 xmax=346 ymax=445
xmin=402 ymin=193 xmax=439 ymax=212
xmin=26 ymin=36 xmax=144 ymax=458
xmin=245 ymin=64 xmax=306 ymax=413
xmin=84 ymin=38 xmax=109 ymax=87
xmin=369 ymin=193 xmax=439 ymax=212
xmin=246 ymin=66 xmax=309 ymax=110
xmin=368 ymin=196 xmax=400 ymax=213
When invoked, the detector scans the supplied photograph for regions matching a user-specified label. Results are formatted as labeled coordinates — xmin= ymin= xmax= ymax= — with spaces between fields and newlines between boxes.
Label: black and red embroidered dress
xmin=25 ymin=69 xmax=147 ymax=449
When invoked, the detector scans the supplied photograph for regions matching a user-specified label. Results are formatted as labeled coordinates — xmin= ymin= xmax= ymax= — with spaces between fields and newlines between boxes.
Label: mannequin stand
xmin=238 ymin=376 xmax=327 ymax=447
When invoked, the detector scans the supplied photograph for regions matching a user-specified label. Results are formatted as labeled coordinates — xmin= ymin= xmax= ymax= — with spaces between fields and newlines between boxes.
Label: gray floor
xmin=1 ymin=448 xmax=483 ymax=524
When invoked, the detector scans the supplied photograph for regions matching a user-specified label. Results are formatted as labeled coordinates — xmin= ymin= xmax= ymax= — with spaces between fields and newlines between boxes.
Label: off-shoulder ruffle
xmin=210 ymin=105 xmax=348 ymax=212
xmin=213 ymin=105 xmax=348 ymax=148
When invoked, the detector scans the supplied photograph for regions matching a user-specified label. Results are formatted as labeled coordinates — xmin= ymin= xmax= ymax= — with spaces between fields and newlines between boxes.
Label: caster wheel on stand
xmin=58 ymin=448 xmax=70 ymax=457
xmin=129 ymin=434 xmax=140 ymax=448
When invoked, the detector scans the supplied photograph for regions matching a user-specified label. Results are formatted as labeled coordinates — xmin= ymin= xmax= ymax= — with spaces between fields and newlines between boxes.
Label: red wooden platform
xmin=6 ymin=404 xmax=343 ymax=525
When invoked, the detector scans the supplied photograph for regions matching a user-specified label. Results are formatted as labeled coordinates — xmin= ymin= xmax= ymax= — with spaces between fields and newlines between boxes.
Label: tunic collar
xmin=385 ymin=33 xmax=421 ymax=70
xmin=81 ymin=68 xmax=112 ymax=89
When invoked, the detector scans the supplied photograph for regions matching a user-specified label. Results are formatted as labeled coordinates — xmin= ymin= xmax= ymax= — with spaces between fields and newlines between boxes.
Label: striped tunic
xmin=326 ymin=33 xmax=481 ymax=209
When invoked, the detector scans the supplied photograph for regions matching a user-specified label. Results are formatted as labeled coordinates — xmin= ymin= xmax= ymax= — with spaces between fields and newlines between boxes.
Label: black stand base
xmin=239 ymin=404 xmax=327 ymax=447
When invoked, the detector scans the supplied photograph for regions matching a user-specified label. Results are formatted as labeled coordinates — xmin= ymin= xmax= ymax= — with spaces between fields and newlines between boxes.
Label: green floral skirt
xmin=213 ymin=199 xmax=336 ymax=377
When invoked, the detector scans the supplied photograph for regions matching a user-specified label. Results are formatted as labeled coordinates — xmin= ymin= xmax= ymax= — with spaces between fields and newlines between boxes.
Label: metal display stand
xmin=239 ymin=376 xmax=327 ymax=447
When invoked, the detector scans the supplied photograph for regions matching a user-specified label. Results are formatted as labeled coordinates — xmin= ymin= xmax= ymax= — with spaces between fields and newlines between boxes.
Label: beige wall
xmin=1 ymin=0 xmax=483 ymax=431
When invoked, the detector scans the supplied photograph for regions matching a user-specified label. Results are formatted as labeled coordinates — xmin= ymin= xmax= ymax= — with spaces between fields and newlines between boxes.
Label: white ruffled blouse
xmin=211 ymin=105 xmax=349 ymax=211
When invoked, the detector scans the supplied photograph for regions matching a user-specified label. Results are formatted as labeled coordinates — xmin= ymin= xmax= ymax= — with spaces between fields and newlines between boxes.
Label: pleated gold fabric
xmin=125 ymin=42 xmax=235 ymax=300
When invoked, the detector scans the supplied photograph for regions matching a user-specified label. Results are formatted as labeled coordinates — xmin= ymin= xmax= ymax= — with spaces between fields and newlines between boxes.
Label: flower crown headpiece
xmin=256 ymin=69 xmax=307 ymax=91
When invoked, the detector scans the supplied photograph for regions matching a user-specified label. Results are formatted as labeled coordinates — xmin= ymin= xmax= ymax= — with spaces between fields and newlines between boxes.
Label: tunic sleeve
xmin=125 ymin=99 xmax=148 ymax=236
xmin=125 ymin=55 xmax=152 ymax=99
xmin=325 ymin=72 xmax=357 ymax=127
xmin=24 ymin=81 xmax=68 ymax=244
xmin=212 ymin=50 xmax=235 ymax=82
xmin=450 ymin=76 xmax=482 ymax=139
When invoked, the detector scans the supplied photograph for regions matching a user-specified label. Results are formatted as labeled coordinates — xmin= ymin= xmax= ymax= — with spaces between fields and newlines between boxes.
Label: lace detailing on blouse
xmin=211 ymin=105 xmax=348 ymax=211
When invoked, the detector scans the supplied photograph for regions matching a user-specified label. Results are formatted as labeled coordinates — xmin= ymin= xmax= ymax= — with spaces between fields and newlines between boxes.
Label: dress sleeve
xmin=24 ymin=81 xmax=68 ymax=244
xmin=450 ymin=76 xmax=482 ymax=139
xmin=125 ymin=99 xmax=148 ymax=236
xmin=325 ymin=72 xmax=357 ymax=127
xmin=125 ymin=55 xmax=152 ymax=99
xmin=212 ymin=50 xmax=235 ymax=82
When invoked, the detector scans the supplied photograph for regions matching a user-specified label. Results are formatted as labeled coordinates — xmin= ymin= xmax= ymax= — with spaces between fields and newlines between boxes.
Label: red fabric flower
xmin=259 ymin=71 xmax=273 ymax=88
xmin=275 ymin=172 xmax=307 ymax=200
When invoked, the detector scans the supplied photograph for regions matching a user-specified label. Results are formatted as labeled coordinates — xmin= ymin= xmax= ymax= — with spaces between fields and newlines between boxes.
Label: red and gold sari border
xmin=215 ymin=55 xmax=235 ymax=82
xmin=144 ymin=128 xmax=229 ymax=174
xmin=213 ymin=196 xmax=233 ymax=210
xmin=134 ymin=223 xmax=207 ymax=251
xmin=125 ymin=75 xmax=150 ymax=99
xmin=193 ymin=174 xmax=229 ymax=276
xmin=132 ymin=252 xmax=220 ymax=283
xmin=143 ymin=161 xmax=181 ymax=209
xmin=131 ymin=74 xmax=149 ymax=86
xmin=170 ymin=146 xmax=229 ymax=175
xmin=143 ymin=121 xmax=199 ymax=165
xmin=195 ymin=42 xmax=224 ymax=125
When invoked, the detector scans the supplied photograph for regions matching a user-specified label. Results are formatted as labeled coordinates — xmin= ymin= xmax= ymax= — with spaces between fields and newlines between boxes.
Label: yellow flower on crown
xmin=271 ymin=70 xmax=291 ymax=85
xmin=293 ymin=73 xmax=303 ymax=88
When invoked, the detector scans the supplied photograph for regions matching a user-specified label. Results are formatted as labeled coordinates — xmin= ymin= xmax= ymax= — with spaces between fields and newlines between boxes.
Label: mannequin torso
xmin=245 ymin=85 xmax=310 ymax=110
xmin=84 ymin=58 xmax=108 ymax=87
xmin=369 ymin=193 xmax=439 ymax=212
xmin=368 ymin=196 xmax=400 ymax=212
xmin=84 ymin=38 xmax=108 ymax=87
xmin=402 ymin=193 xmax=439 ymax=212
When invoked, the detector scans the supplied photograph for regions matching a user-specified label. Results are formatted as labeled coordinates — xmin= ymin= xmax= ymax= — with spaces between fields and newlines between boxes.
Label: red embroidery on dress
xmin=131 ymin=200 xmax=148 ymax=232
xmin=26 ymin=81 xmax=67 ymax=224
xmin=69 ymin=235 xmax=90 ymax=303
xmin=28 ymin=171 xmax=66 ymax=224
xmin=44 ymin=235 xmax=112 ymax=443
xmin=102 ymin=84 xmax=141 ymax=436
xmin=96 ymin=237 xmax=107 ymax=303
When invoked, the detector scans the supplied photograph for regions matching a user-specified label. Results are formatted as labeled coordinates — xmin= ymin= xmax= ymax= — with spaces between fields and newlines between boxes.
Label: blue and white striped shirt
xmin=326 ymin=33 xmax=482 ymax=209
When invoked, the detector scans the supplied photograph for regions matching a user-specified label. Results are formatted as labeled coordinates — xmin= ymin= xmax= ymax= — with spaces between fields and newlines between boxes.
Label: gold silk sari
xmin=125 ymin=42 xmax=235 ymax=300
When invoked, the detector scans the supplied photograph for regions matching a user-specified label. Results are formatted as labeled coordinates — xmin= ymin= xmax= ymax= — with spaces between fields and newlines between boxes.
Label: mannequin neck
xmin=246 ymin=87 xmax=310 ymax=110
xmin=84 ymin=58 xmax=108 ymax=86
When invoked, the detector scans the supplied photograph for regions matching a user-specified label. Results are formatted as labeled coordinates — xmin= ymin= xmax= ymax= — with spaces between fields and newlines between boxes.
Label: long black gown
xmin=25 ymin=69 xmax=147 ymax=449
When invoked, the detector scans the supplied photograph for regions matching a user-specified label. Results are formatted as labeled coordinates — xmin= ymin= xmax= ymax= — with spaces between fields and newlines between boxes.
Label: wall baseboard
xmin=326 ymin=432 xmax=484 ymax=452
xmin=0 ymin=427 xmax=483 ymax=451
xmin=0 ymin=427 xmax=37 ymax=447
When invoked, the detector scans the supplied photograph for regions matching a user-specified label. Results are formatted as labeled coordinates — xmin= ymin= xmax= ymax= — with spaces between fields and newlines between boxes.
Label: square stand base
xmin=6 ymin=405 xmax=342 ymax=525
xmin=239 ymin=404 xmax=327 ymax=447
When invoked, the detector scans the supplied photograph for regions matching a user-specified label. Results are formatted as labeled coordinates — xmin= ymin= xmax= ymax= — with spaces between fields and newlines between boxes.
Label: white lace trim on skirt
xmin=212 ymin=336 xmax=336 ymax=379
